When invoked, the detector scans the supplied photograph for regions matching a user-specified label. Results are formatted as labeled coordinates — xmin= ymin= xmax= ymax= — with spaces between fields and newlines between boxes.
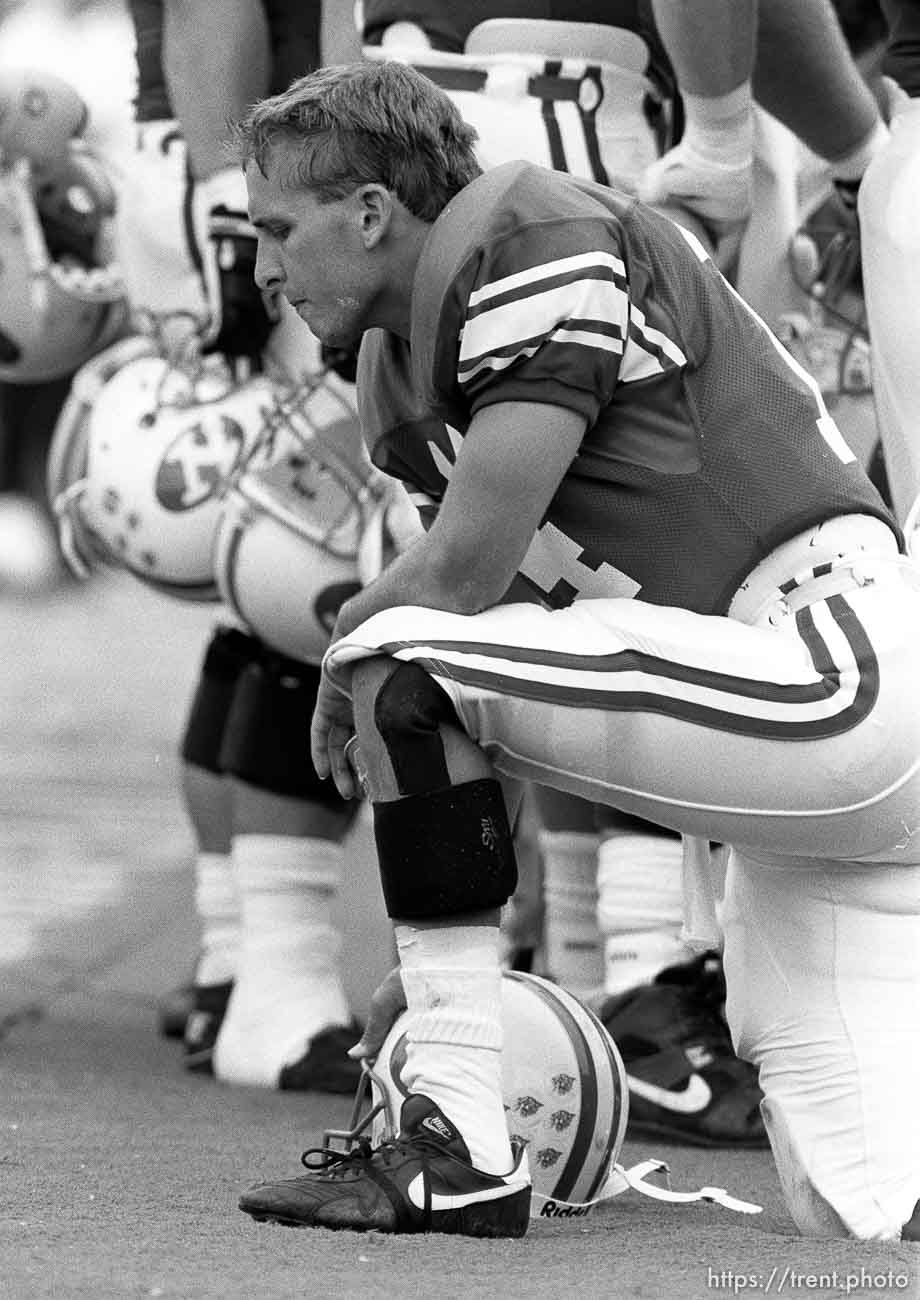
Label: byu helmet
xmin=48 ymin=334 xmax=295 ymax=601
xmin=326 ymin=971 xmax=629 ymax=1219
xmin=0 ymin=66 xmax=127 ymax=382
xmin=213 ymin=373 xmax=383 ymax=664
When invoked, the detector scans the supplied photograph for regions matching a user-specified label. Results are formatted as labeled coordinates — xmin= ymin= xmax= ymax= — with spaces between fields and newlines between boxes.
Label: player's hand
xmin=310 ymin=671 xmax=358 ymax=799
xmin=193 ymin=167 xmax=279 ymax=362
xmin=347 ymin=968 xmax=406 ymax=1061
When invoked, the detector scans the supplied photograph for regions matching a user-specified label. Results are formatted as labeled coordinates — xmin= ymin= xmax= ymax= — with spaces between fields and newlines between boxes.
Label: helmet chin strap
xmin=531 ymin=1158 xmax=763 ymax=1220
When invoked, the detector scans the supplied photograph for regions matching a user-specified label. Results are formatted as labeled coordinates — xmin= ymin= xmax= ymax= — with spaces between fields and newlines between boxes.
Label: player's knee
xmin=353 ymin=659 xmax=460 ymax=797
xmin=180 ymin=762 xmax=232 ymax=854
xmin=220 ymin=650 xmax=357 ymax=821
xmin=179 ymin=626 xmax=262 ymax=774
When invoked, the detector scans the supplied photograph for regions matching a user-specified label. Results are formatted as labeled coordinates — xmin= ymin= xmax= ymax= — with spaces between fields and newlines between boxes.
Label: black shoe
xmin=902 ymin=1198 xmax=920 ymax=1242
xmin=183 ymin=981 xmax=234 ymax=1074
xmin=157 ymin=980 xmax=195 ymax=1040
xmin=277 ymin=1022 xmax=365 ymax=1094
xmin=239 ymin=1094 xmax=532 ymax=1236
xmin=598 ymin=951 xmax=768 ymax=1149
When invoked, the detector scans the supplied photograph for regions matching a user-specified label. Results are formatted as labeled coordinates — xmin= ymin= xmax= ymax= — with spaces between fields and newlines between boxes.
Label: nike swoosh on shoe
xmin=406 ymin=1172 xmax=529 ymax=1213
xmin=627 ymin=1073 xmax=713 ymax=1114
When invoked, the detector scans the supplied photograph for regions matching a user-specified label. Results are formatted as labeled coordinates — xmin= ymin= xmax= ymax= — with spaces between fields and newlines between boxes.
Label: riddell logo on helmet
xmin=539 ymin=1199 xmax=592 ymax=1218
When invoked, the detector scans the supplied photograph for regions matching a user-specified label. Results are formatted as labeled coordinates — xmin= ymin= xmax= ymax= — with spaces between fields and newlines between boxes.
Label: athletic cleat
xmin=157 ymin=978 xmax=196 ymax=1041
xmin=902 ymin=1198 xmax=920 ymax=1242
xmin=183 ymin=980 xmax=234 ymax=1074
xmin=598 ymin=951 xmax=768 ymax=1149
xmin=239 ymin=1094 xmax=532 ymax=1236
xmin=277 ymin=1022 xmax=365 ymax=1094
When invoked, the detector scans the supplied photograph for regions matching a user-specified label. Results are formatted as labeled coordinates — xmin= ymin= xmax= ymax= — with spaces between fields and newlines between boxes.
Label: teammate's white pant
xmin=114 ymin=120 xmax=206 ymax=321
xmin=372 ymin=20 xmax=660 ymax=193
xmin=326 ymin=513 xmax=920 ymax=1238
xmin=113 ymin=118 xmax=325 ymax=385
xmin=859 ymin=98 xmax=920 ymax=526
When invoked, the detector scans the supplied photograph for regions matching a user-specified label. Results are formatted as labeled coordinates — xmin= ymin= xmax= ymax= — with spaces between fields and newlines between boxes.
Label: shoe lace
xmin=300 ymin=1134 xmax=446 ymax=1180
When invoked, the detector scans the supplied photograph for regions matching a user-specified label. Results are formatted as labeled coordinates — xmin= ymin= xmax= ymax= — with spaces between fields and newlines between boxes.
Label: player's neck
xmin=371 ymin=217 xmax=431 ymax=341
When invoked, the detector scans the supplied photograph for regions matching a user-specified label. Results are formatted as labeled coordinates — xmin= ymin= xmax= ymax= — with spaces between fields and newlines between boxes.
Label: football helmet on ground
xmin=325 ymin=971 xmax=764 ymax=1220
xmin=328 ymin=971 xmax=629 ymax=1218
xmin=0 ymin=66 xmax=127 ymax=382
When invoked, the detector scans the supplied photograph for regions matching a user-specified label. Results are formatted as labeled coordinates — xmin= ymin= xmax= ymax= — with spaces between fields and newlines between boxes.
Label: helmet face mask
xmin=213 ymin=374 xmax=379 ymax=661
xmin=0 ymin=101 xmax=127 ymax=382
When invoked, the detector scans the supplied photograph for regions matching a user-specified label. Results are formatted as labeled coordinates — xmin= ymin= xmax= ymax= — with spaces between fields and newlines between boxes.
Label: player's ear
xmin=355 ymin=184 xmax=393 ymax=249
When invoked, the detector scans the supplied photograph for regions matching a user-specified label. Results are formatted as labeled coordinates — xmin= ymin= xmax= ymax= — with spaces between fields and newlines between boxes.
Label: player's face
xmin=246 ymin=146 xmax=377 ymax=349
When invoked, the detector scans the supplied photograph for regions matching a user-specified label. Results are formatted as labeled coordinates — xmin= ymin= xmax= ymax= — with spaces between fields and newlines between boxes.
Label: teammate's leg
xmin=214 ymin=649 xmax=361 ymax=1091
xmin=858 ymin=95 xmax=920 ymax=525
xmin=173 ymin=625 xmax=255 ymax=1065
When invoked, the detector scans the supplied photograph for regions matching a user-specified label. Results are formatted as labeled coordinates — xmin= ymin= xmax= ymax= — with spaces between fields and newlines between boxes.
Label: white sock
xmin=829 ymin=118 xmax=889 ymax=184
xmin=597 ymin=829 xmax=688 ymax=995
xmin=638 ymin=83 xmax=754 ymax=226
xmin=213 ymin=835 xmax=350 ymax=1087
xmin=679 ymin=84 xmax=755 ymax=169
xmin=193 ymin=851 xmax=240 ymax=986
xmin=396 ymin=923 xmax=511 ymax=1175
xmin=539 ymin=830 xmax=604 ymax=1000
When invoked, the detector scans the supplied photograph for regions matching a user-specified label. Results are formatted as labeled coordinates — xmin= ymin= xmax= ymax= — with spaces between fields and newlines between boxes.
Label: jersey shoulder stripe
xmin=466 ymin=249 xmax=627 ymax=313
xmin=458 ymin=278 xmax=630 ymax=384
xmin=410 ymin=166 xmax=691 ymax=407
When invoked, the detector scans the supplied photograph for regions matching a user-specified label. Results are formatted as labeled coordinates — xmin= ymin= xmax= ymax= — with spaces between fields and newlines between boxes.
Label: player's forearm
xmin=162 ymin=0 xmax=270 ymax=179
xmin=333 ymin=530 xmax=511 ymax=643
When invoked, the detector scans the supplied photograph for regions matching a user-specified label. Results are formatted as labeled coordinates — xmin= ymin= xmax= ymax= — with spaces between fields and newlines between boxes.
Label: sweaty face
xmin=246 ymin=145 xmax=373 ymax=350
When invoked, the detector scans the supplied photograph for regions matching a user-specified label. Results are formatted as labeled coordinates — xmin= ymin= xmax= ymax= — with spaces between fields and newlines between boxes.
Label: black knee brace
xmin=373 ymin=778 xmax=518 ymax=920
xmin=373 ymin=661 xmax=459 ymax=795
xmin=179 ymin=626 xmax=263 ymax=773
xmin=219 ymin=649 xmax=353 ymax=812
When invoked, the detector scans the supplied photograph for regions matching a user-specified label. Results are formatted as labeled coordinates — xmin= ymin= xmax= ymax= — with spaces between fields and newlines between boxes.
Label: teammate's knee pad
xmin=179 ymin=626 xmax=263 ymax=774
xmin=372 ymin=660 xmax=459 ymax=795
xmin=373 ymin=778 xmax=518 ymax=920
xmin=219 ymin=649 xmax=354 ymax=813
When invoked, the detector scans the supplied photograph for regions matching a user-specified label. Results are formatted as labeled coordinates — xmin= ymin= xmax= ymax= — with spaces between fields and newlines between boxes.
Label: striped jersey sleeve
xmin=443 ymin=220 xmax=632 ymax=423
xmin=411 ymin=164 xmax=694 ymax=426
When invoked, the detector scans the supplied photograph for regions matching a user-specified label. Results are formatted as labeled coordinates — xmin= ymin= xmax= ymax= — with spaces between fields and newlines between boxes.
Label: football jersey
xmin=127 ymin=0 xmax=321 ymax=123
xmin=357 ymin=162 xmax=897 ymax=615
